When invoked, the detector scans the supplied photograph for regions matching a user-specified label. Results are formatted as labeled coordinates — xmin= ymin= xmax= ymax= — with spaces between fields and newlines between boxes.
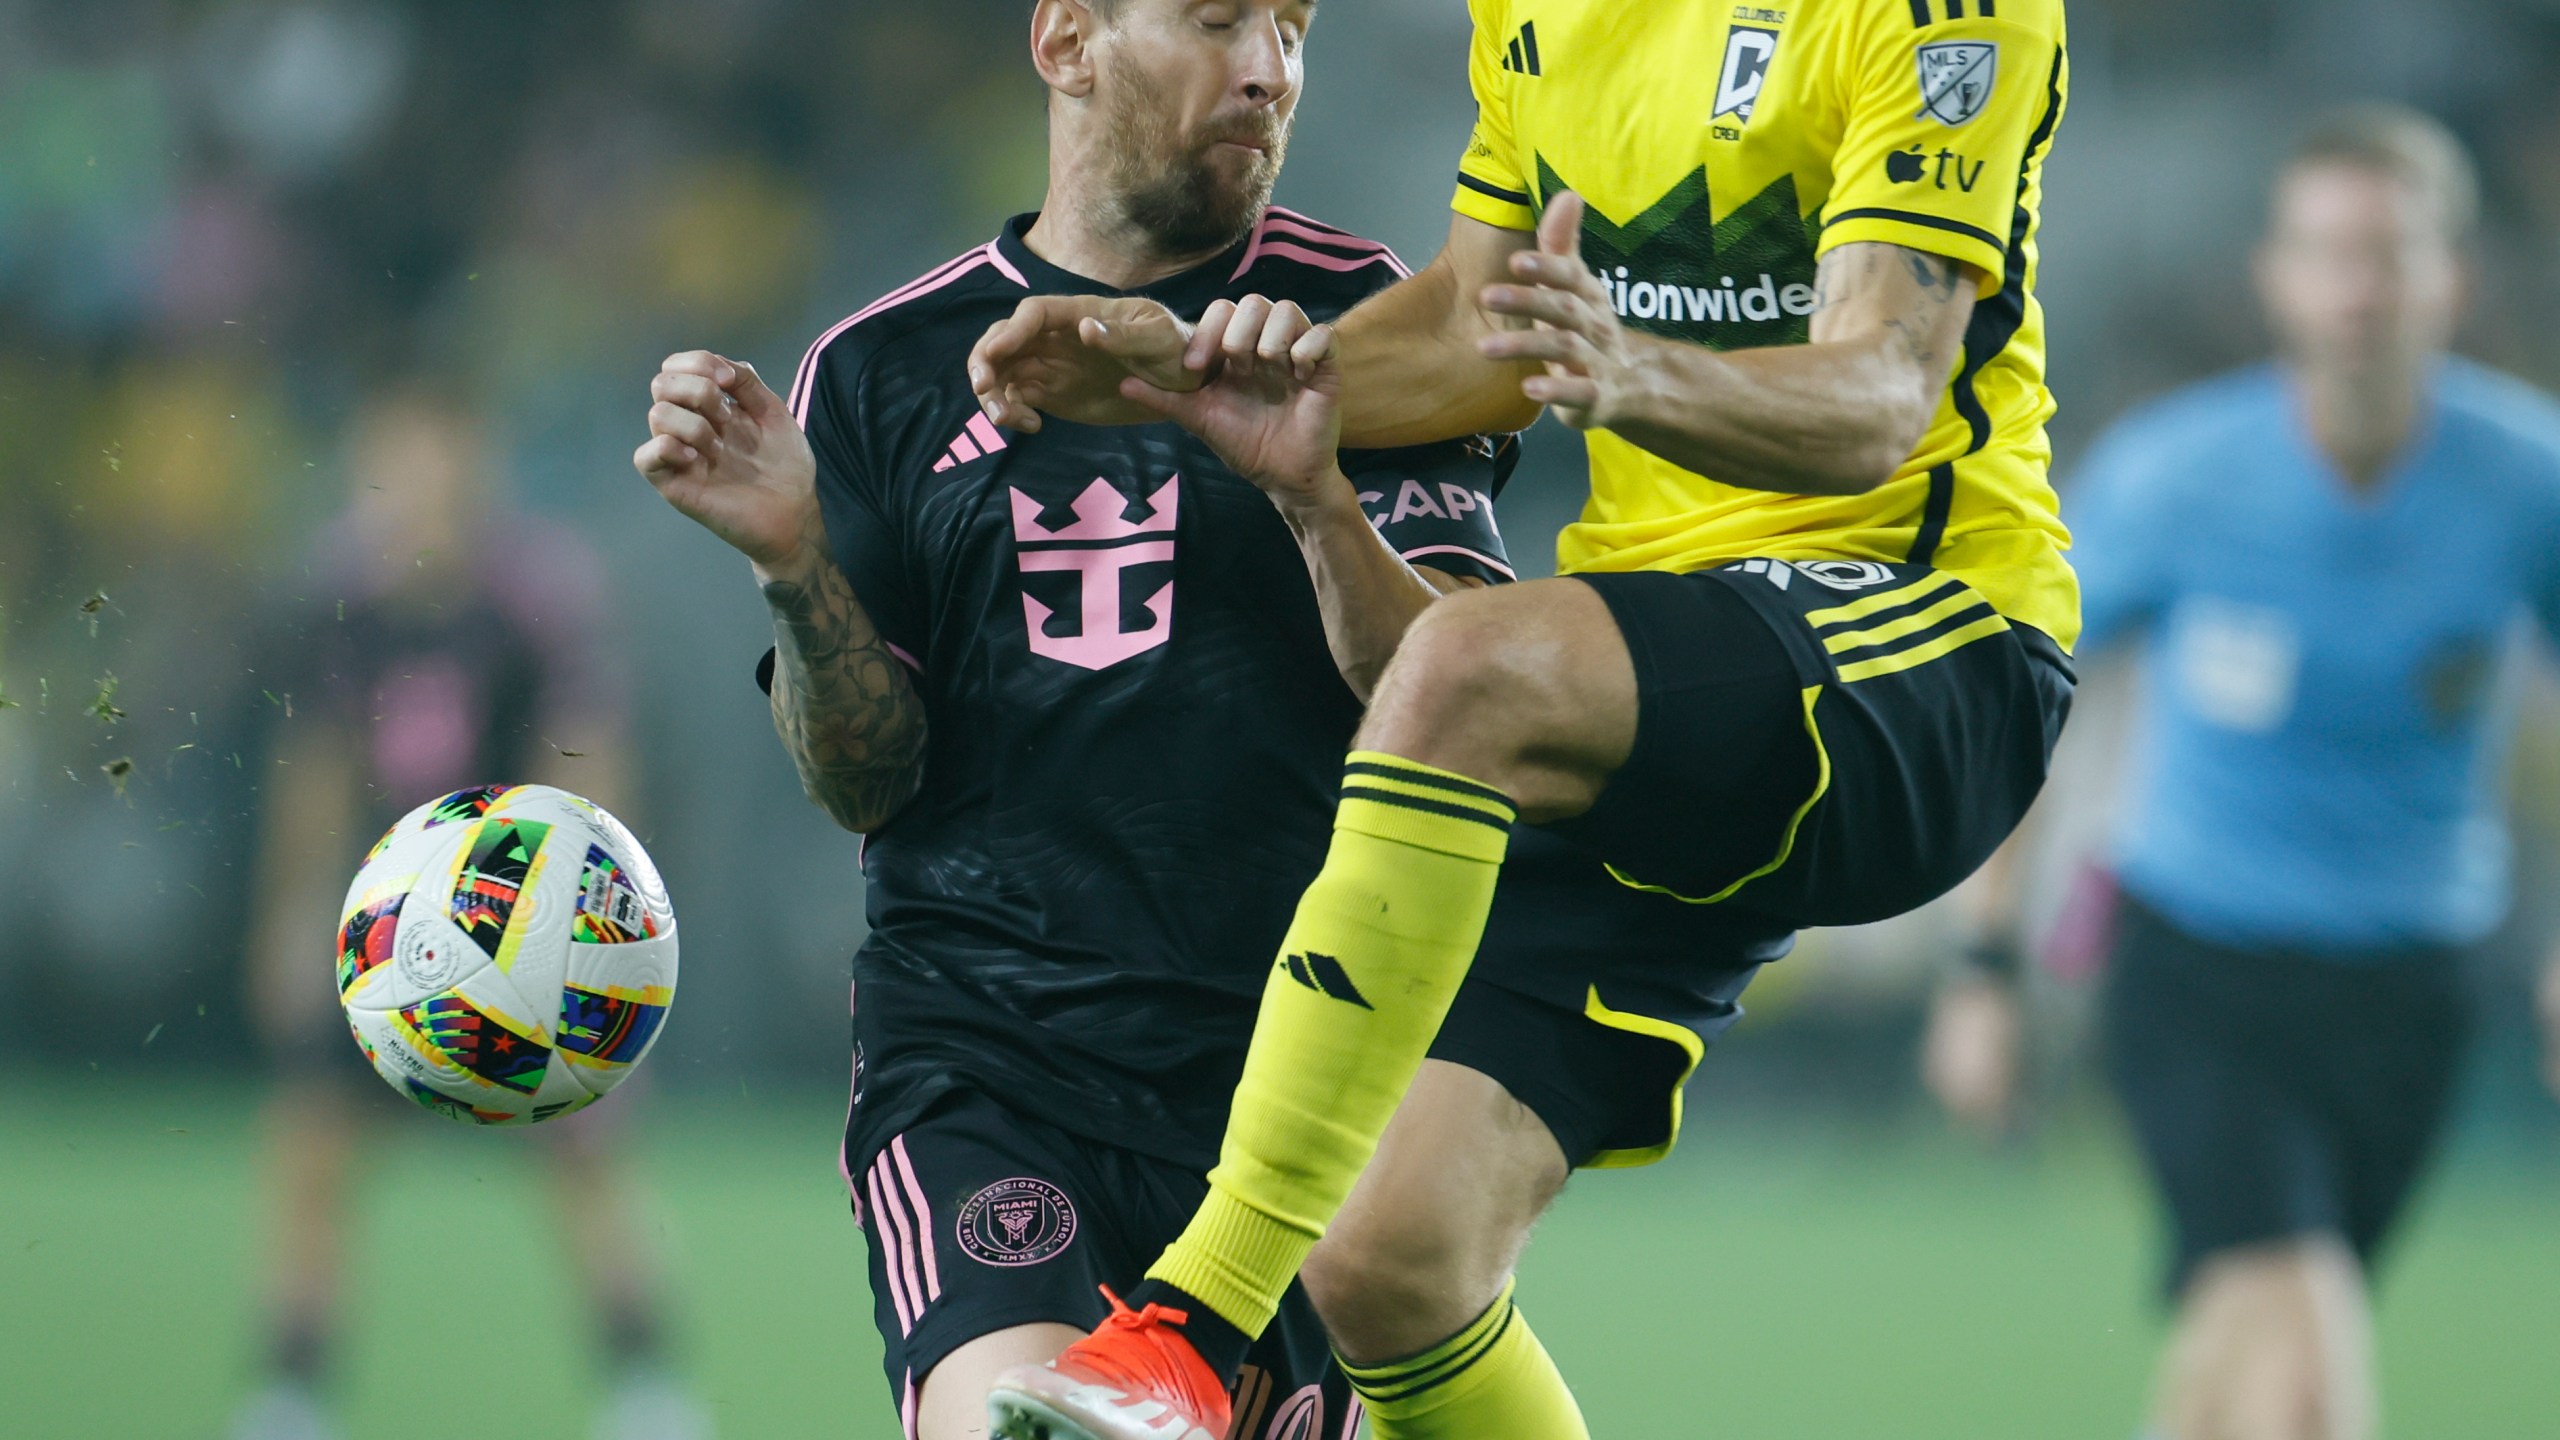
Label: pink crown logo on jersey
xmin=1010 ymin=477 xmax=1179 ymax=671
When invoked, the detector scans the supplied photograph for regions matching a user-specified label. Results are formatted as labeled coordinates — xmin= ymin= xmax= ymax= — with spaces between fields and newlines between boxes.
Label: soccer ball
xmin=336 ymin=784 xmax=677 ymax=1124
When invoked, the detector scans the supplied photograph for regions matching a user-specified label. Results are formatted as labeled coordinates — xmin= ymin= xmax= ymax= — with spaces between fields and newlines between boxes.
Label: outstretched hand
xmin=968 ymin=296 xmax=1209 ymax=432
xmin=1121 ymin=296 xmax=1346 ymax=506
xmin=633 ymin=351 xmax=821 ymax=572
xmin=1476 ymin=191 xmax=1645 ymax=431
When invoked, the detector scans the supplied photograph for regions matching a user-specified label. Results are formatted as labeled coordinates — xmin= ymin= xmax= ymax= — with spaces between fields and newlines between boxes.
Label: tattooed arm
xmin=1477 ymin=192 xmax=1977 ymax=496
xmin=636 ymin=350 xmax=928 ymax=833
xmin=755 ymin=550 xmax=927 ymax=831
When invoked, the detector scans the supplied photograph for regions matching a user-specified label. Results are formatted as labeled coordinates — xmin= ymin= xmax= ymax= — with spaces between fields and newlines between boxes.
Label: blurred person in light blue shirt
xmin=2074 ymin=354 xmax=2560 ymax=953
xmin=1925 ymin=106 xmax=2560 ymax=1440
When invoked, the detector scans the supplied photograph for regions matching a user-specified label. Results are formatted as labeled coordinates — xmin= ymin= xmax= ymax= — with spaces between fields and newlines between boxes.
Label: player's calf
xmin=1300 ymin=1061 xmax=1590 ymax=1440
xmin=917 ymin=1324 xmax=1084 ymax=1440
xmin=1300 ymin=1060 xmax=1563 ymax=1364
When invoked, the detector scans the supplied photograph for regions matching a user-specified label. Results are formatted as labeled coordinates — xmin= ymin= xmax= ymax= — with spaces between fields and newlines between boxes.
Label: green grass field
xmin=5 ymin=1076 xmax=2555 ymax=1439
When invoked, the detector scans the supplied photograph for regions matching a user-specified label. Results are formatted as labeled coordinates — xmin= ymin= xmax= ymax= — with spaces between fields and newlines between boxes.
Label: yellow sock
xmin=1343 ymin=1282 xmax=1589 ymax=1440
xmin=1148 ymin=752 xmax=1515 ymax=1335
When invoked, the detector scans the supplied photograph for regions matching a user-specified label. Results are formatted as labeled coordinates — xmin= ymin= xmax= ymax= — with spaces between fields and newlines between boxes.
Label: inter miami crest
xmin=1915 ymin=41 xmax=1997 ymax=126
xmin=956 ymin=1176 xmax=1078 ymax=1267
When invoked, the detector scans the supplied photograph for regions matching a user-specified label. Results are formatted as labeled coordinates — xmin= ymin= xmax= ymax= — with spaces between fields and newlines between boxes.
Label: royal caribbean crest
xmin=1915 ymin=41 xmax=1997 ymax=125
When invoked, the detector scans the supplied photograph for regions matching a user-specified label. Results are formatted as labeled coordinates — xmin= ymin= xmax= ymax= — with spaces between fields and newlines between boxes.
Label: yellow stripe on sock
xmin=1801 ymin=570 xmax=1959 ymax=629
xmin=1334 ymin=752 xmax=1515 ymax=862
xmin=1344 ymin=1285 xmax=1589 ymax=1439
xmin=1335 ymin=794 xmax=1511 ymax=863
xmin=1342 ymin=1281 xmax=1517 ymax=1397
xmin=1342 ymin=753 xmax=1517 ymax=816
xmin=1834 ymin=612 xmax=2011 ymax=682
xmin=1338 ymin=771 xmax=1516 ymax=823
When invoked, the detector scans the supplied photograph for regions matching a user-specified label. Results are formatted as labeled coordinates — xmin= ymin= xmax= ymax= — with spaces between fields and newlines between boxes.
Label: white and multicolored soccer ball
xmin=336 ymin=784 xmax=676 ymax=1125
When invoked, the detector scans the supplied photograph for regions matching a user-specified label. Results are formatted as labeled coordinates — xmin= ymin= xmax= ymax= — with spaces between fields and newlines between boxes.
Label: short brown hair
xmin=2283 ymin=104 xmax=2479 ymax=240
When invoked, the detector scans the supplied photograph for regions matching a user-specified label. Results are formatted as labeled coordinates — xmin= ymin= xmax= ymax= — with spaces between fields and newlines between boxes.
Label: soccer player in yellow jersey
xmin=969 ymin=2 xmax=2078 ymax=1436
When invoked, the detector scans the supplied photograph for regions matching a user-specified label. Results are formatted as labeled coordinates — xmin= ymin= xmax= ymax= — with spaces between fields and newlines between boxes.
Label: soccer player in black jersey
xmin=633 ymin=2 xmax=1523 ymax=1437
xmin=970 ymin=2 xmax=2076 ymax=1437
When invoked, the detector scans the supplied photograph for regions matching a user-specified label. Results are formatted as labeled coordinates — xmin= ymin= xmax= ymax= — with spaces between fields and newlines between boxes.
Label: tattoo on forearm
xmin=762 ymin=564 xmax=927 ymax=831
xmin=1902 ymin=249 xmax=1960 ymax=299
xmin=1812 ymin=244 xmax=1966 ymax=372
xmin=1890 ymin=249 xmax=1965 ymax=370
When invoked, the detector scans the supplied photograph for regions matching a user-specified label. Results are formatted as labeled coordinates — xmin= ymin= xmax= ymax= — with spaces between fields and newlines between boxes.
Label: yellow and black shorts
xmin=1453 ymin=559 xmax=2074 ymax=1168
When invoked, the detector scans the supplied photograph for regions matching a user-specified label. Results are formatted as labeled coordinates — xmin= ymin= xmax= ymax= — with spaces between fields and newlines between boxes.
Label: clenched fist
xmin=634 ymin=351 xmax=821 ymax=572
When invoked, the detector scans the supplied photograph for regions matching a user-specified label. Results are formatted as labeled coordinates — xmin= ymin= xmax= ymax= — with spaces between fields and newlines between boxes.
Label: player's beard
xmin=1103 ymin=80 xmax=1287 ymax=260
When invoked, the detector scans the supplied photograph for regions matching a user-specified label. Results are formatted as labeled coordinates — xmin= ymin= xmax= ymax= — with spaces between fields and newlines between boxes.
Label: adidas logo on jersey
xmin=932 ymin=412 xmax=1012 ymax=473
xmin=1907 ymin=0 xmax=1997 ymax=24
xmin=1498 ymin=21 xmax=1541 ymax=75
xmin=1281 ymin=951 xmax=1373 ymax=1009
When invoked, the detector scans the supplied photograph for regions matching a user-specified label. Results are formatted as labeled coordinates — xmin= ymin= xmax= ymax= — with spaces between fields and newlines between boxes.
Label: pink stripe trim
xmin=866 ymin=1164 xmax=915 ymax=1334
xmin=839 ymin=982 xmax=863 ymax=1215
xmin=789 ymin=248 xmax=981 ymax=421
xmin=1259 ymin=212 xmax=1393 ymax=254
xmin=902 ymin=1371 xmax=919 ymax=1440
xmin=1338 ymin=1397 xmax=1365 ymax=1440
xmin=890 ymin=1135 xmax=943 ymax=1301
xmin=1233 ymin=209 xmax=1411 ymax=281
xmin=885 ymin=642 xmax=923 ymax=674
xmin=1265 ymin=204 xmax=1353 ymax=237
xmin=790 ymin=239 xmax=1028 ymax=423
xmin=1397 ymin=543 xmax=1517 ymax=580
xmin=875 ymin=1152 xmax=929 ymax=1329
xmin=1252 ymin=241 xmax=1399 ymax=275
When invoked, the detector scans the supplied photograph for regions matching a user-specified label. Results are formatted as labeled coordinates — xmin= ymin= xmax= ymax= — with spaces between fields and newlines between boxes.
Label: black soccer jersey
xmin=782 ymin=212 xmax=1516 ymax=1170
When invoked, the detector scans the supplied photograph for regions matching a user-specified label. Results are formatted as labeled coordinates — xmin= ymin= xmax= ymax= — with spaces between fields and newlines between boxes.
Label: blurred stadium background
xmin=6 ymin=0 xmax=2560 ymax=1435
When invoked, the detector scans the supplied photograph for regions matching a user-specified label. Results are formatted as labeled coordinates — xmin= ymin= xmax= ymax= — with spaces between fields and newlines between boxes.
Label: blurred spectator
xmin=231 ymin=382 xmax=710 ymax=1440
xmin=1926 ymin=107 xmax=2560 ymax=1440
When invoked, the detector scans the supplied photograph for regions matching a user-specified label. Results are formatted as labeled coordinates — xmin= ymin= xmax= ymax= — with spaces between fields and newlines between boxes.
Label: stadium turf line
xmin=2 ymin=1078 xmax=2553 ymax=1438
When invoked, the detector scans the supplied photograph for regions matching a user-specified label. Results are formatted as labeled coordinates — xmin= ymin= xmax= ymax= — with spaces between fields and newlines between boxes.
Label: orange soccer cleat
xmin=986 ymin=1287 xmax=1234 ymax=1440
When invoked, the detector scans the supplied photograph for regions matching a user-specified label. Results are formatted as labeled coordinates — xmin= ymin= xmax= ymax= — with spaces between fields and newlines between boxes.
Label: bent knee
xmin=1371 ymin=593 xmax=1524 ymax=726
xmin=1361 ymin=582 xmax=1634 ymax=816
xmin=1304 ymin=1214 xmax=1470 ymax=1311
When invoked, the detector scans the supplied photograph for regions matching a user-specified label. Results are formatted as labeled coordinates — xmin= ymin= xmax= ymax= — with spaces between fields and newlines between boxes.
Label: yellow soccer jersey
xmin=1455 ymin=0 xmax=2079 ymax=648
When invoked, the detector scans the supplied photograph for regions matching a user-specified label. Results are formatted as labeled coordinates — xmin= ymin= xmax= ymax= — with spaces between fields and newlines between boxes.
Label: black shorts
xmin=1428 ymin=950 xmax=1741 ymax=1168
xmin=1464 ymin=560 xmax=2073 ymax=1164
xmin=2099 ymin=893 xmax=2472 ymax=1295
xmin=846 ymin=1088 xmax=1355 ymax=1435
